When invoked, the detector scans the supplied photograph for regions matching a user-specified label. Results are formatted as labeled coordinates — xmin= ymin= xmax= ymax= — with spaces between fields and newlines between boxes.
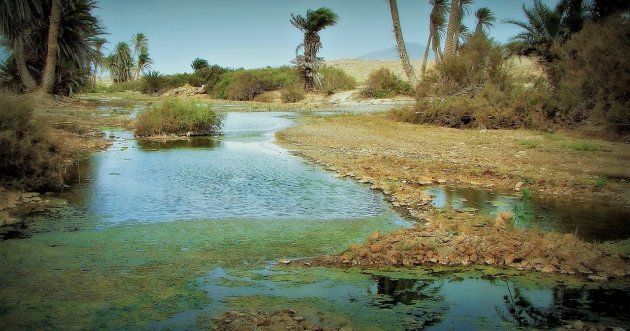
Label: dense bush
xmin=392 ymin=34 xmax=553 ymax=129
xmin=0 ymin=94 xmax=65 ymax=190
xmin=316 ymin=67 xmax=356 ymax=94
xmin=417 ymin=34 xmax=509 ymax=98
xmin=281 ymin=87 xmax=305 ymax=103
xmin=105 ymin=79 xmax=144 ymax=93
xmin=135 ymin=98 xmax=225 ymax=137
xmin=549 ymin=16 xmax=630 ymax=130
xmin=141 ymin=71 xmax=165 ymax=94
xmin=362 ymin=68 xmax=413 ymax=98
xmin=212 ymin=67 xmax=301 ymax=101
xmin=391 ymin=81 xmax=551 ymax=129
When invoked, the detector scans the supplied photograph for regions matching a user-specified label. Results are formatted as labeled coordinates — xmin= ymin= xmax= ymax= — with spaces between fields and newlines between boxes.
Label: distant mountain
xmin=356 ymin=43 xmax=432 ymax=60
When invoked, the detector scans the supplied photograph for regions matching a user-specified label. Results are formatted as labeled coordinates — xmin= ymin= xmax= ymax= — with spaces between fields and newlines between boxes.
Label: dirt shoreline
xmin=276 ymin=112 xmax=630 ymax=278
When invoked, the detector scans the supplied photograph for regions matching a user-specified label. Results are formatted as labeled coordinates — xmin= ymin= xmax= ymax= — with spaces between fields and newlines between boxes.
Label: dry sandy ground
xmin=277 ymin=113 xmax=630 ymax=208
xmin=326 ymin=57 xmax=542 ymax=84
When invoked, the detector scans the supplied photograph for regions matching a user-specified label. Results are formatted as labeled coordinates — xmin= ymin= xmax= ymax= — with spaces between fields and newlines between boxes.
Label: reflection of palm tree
xmin=497 ymin=282 xmax=562 ymax=328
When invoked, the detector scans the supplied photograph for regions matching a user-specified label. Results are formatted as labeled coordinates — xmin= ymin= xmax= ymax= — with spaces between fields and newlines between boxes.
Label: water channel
xmin=0 ymin=110 xmax=628 ymax=330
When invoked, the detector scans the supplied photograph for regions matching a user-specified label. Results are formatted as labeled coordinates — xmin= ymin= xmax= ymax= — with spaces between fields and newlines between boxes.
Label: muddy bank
xmin=276 ymin=113 xmax=630 ymax=276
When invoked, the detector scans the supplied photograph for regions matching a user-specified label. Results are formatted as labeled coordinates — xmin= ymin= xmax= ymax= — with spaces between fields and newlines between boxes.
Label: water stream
xmin=0 ymin=110 xmax=628 ymax=330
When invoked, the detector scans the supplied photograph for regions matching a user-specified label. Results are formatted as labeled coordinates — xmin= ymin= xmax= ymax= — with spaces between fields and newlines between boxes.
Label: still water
xmin=0 ymin=111 xmax=628 ymax=330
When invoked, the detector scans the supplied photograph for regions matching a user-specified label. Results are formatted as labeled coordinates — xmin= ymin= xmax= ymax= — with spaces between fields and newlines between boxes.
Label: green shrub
xmin=519 ymin=139 xmax=539 ymax=149
xmin=213 ymin=67 xmax=301 ymax=101
xmin=362 ymin=68 xmax=413 ymax=98
xmin=391 ymin=82 xmax=549 ymax=129
xmin=562 ymin=140 xmax=602 ymax=152
xmin=418 ymin=34 xmax=509 ymax=98
xmin=0 ymin=94 xmax=65 ymax=190
xmin=317 ymin=67 xmax=356 ymax=94
xmin=134 ymin=98 xmax=225 ymax=137
xmin=105 ymin=79 xmax=144 ymax=93
xmin=549 ymin=16 xmax=630 ymax=130
xmin=142 ymin=71 xmax=165 ymax=94
xmin=253 ymin=91 xmax=278 ymax=103
xmin=281 ymin=87 xmax=305 ymax=103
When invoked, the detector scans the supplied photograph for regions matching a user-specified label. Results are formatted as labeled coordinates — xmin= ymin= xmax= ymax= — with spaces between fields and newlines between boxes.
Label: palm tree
xmin=421 ymin=0 xmax=449 ymax=77
xmin=474 ymin=7 xmax=496 ymax=35
xmin=136 ymin=48 xmax=152 ymax=78
xmin=388 ymin=0 xmax=416 ymax=83
xmin=106 ymin=42 xmax=134 ymax=82
xmin=130 ymin=33 xmax=148 ymax=59
xmin=0 ymin=0 xmax=43 ymax=90
xmin=504 ymin=0 xmax=565 ymax=64
xmin=444 ymin=0 xmax=473 ymax=57
xmin=444 ymin=0 xmax=459 ymax=57
xmin=290 ymin=7 xmax=338 ymax=90
xmin=93 ymin=37 xmax=107 ymax=81
xmin=40 ymin=0 xmax=61 ymax=94
xmin=191 ymin=58 xmax=209 ymax=72
xmin=130 ymin=33 xmax=148 ymax=79
xmin=0 ymin=0 xmax=104 ymax=95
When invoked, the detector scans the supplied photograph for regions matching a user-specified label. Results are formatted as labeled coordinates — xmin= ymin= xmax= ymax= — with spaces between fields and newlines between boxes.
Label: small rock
xmin=587 ymin=275 xmax=608 ymax=281
xmin=358 ymin=249 xmax=368 ymax=258
xmin=370 ymin=243 xmax=383 ymax=253
xmin=541 ymin=264 xmax=556 ymax=273
xmin=514 ymin=181 xmax=524 ymax=191
xmin=279 ymin=259 xmax=291 ymax=265
xmin=368 ymin=230 xmax=380 ymax=241
xmin=437 ymin=179 xmax=447 ymax=184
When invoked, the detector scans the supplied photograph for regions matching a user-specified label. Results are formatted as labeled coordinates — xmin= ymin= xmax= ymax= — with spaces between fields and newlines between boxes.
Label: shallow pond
xmin=425 ymin=186 xmax=630 ymax=242
xmin=1 ymin=111 xmax=628 ymax=330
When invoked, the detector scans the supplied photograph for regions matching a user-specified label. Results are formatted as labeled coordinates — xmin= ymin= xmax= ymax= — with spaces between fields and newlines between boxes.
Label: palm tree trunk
xmin=444 ymin=0 xmax=459 ymax=57
xmin=14 ymin=47 xmax=37 ymax=91
xmin=421 ymin=25 xmax=433 ymax=78
xmin=388 ymin=0 xmax=416 ymax=83
xmin=40 ymin=0 xmax=62 ymax=94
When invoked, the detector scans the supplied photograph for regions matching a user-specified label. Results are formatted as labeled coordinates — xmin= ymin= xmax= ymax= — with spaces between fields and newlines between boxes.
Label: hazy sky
xmin=1 ymin=1 xmax=559 ymax=74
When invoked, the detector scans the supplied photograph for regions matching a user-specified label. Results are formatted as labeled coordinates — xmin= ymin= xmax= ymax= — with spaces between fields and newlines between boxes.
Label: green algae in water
xmin=0 ymin=214 xmax=402 ymax=330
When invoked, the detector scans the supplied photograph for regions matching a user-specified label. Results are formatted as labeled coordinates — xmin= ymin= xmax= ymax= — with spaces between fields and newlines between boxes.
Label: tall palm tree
xmin=474 ymin=7 xmax=496 ymax=35
xmin=130 ymin=33 xmax=148 ymax=79
xmin=421 ymin=0 xmax=449 ymax=77
xmin=130 ymin=33 xmax=148 ymax=59
xmin=290 ymin=7 xmax=338 ymax=90
xmin=444 ymin=0 xmax=459 ymax=57
xmin=452 ymin=0 xmax=473 ymax=51
xmin=0 ymin=0 xmax=104 ymax=95
xmin=388 ymin=0 xmax=416 ymax=83
xmin=40 ymin=0 xmax=61 ymax=94
xmin=504 ymin=0 xmax=565 ymax=64
xmin=106 ymin=42 xmax=134 ymax=82
xmin=444 ymin=0 xmax=473 ymax=56
xmin=93 ymin=37 xmax=107 ymax=81
xmin=0 ymin=0 xmax=43 ymax=90
xmin=135 ymin=48 xmax=152 ymax=78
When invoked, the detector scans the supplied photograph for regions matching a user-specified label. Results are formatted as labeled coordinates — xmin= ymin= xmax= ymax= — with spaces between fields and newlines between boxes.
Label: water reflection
xmin=425 ymin=186 xmax=630 ymax=241
xmin=372 ymin=276 xmax=438 ymax=307
xmin=152 ymin=267 xmax=630 ymax=330
xmin=137 ymin=137 xmax=220 ymax=150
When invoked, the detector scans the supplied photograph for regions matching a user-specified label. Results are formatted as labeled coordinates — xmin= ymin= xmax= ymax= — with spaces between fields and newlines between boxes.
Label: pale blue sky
xmin=1 ymin=0 xmax=559 ymax=74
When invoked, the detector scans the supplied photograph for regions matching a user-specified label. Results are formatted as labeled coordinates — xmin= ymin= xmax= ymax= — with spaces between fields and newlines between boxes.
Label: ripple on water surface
xmin=75 ymin=112 xmax=391 ymax=225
